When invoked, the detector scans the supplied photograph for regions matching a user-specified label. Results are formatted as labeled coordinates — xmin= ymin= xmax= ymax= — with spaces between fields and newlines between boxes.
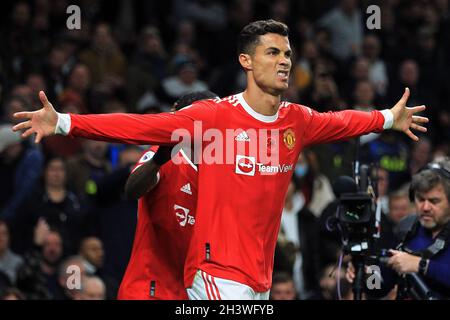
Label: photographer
xmin=346 ymin=158 xmax=450 ymax=299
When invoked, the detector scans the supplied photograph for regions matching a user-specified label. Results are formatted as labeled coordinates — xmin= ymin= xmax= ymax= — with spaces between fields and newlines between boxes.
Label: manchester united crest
xmin=283 ymin=128 xmax=296 ymax=150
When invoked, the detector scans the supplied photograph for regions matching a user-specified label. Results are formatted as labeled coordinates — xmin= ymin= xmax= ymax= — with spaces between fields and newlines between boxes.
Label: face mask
xmin=295 ymin=164 xmax=309 ymax=178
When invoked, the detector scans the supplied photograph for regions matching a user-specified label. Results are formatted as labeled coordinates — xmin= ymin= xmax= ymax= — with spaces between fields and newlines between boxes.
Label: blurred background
xmin=0 ymin=0 xmax=449 ymax=300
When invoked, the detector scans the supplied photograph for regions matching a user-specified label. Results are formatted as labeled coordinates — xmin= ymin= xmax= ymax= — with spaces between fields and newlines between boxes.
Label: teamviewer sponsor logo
xmin=174 ymin=205 xmax=195 ymax=227
xmin=257 ymin=163 xmax=293 ymax=174
xmin=235 ymin=155 xmax=256 ymax=176
xmin=235 ymin=155 xmax=294 ymax=176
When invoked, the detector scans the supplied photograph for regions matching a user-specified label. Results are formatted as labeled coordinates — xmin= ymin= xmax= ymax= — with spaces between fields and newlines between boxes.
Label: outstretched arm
xmin=13 ymin=91 xmax=213 ymax=146
xmin=302 ymin=87 xmax=428 ymax=146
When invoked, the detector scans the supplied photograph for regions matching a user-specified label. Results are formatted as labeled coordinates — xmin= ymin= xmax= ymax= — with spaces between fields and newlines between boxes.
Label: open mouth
xmin=277 ymin=70 xmax=289 ymax=81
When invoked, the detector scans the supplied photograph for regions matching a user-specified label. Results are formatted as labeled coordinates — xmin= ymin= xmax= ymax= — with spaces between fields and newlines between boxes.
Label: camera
xmin=338 ymin=191 xmax=374 ymax=257
xmin=334 ymin=164 xmax=378 ymax=259
xmin=328 ymin=161 xmax=381 ymax=300
xmin=331 ymin=156 xmax=438 ymax=300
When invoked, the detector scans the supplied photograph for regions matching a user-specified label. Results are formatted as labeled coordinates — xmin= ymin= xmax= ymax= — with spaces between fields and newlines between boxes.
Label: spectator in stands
xmin=26 ymin=73 xmax=47 ymax=107
xmin=78 ymin=236 xmax=117 ymax=299
xmin=90 ymin=146 xmax=141 ymax=297
xmin=0 ymin=219 xmax=23 ymax=285
xmin=270 ymin=272 xmax=298 ymax=300
xmin=161 ymin=59 xmax=209 ymax=104
xmin=275 ymin=180 xmax=320 ymax=299
xmin=387 ymin=59 xmax=432 ymax=109
xmin=294 ymin=150 xmax=335 ymax=218
xmin=318 ymin=0 xmax=363 ymax=61
xmin=301 ymin=61 xmax=343 ymax=112
xmin=0 ymin=124 xmax=44 ymax=223
xmin=16 ymin=225 xmax=64 ymax=299
xmin=319 ymin=264 xmax=353 ymax=300
xmin=59 ymin=64 xmax=92 ymax=114
xmin=362 ymin=130 xmax=411 ymax=192
xmin=78 ymin=237 xmax=104 ymax=275
xmin=1 ymin=95 xmax=31 ymax=124
xmin=361 ymin=34 xmax=388 ymax=98
xmin=388 ymin=190 xmax=415 ymax=227
xmin=409 ymin=136 xmax=433 ymax=176
xmin=75 ymin=275 xmax=106 ymax=300
xmin=36 ymin=225 xmax=65 ymax=298
xmin=54 ymin=255 xmax=87 ymax=300
xmin=65 ymin=140 xmax=111 ymax=198
xmin=8 ymin=86 xmax=33 ymax=109
xmin=42 ymin=45 xmax=68 ymax=101
xmin=293 ymin=39 xmax=319 ymax=92
xmin=79 ymin=23 xmax=127 ymax=86
xmin=12 ymin=157 xmax=86 ymax=254
xmin=127 ymin=26 xmax=168 ymax=111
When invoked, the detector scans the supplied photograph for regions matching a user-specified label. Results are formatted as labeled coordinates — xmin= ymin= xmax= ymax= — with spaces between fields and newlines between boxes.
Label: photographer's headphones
xmin=408 ymin=162 xmax=450 ymax=202
xmin=400 ymin=162 xmax=450 ymax=260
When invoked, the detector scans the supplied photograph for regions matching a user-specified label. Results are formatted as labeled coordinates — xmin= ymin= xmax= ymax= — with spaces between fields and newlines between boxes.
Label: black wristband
xmin=152 ymin=146 xmax=173 ymax=166
xmin=418 ymin=258 xmax=429 ymax=275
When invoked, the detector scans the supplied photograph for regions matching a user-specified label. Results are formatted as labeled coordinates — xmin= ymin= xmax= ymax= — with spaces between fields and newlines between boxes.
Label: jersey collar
xmin=236 ymin=93 xmax=279 ymax=123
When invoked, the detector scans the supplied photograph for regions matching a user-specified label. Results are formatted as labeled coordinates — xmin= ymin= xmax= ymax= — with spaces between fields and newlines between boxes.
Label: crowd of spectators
xmin=1 ymin=0 xmax=449 ymax=300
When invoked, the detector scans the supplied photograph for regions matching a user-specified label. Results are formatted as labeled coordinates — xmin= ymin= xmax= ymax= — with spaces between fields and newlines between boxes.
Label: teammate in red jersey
xmin=14 ymin=20 xmax=428 ymax=300
xmin=118 ymin=91 xmax=218 ymax=300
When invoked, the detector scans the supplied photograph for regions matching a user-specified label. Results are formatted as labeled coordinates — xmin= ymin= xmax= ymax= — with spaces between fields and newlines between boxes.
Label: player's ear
xmin=239 ymin=53 xmax=252 ymax=71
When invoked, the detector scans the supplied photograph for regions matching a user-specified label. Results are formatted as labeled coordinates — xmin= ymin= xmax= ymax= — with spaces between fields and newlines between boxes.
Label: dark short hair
xmin=3 ymin=95 xmax=31 ymax=112
xmin=388 ymin=189 xmax=409 ymax=204
xmin=272 ymin=271 xmax=293 ymax=285
xmin=237 ymin=19 xmax=289 ymax=55
xmin=173 ymin=91 xmax=218 ymax=111
xmin=410 ymin=158 xmax=450 ymax=201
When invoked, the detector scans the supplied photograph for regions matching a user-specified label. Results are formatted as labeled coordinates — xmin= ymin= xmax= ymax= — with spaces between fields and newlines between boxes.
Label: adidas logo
xmin=180 ymin=183 xmax=192 ymax=195
xmin=235 ymin=131 xmax=250 ymax=142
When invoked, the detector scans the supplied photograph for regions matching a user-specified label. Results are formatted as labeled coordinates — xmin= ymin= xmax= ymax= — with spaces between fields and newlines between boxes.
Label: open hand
xmin=12 ymin=91 xmax=58 ymax=143
xmin=390 ymin=88 xmax=428 ymax=141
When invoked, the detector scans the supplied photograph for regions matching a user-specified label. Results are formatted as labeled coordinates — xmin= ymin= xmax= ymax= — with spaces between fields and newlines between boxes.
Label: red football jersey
xmin=117 ymin=146 xmax=198 ymax=299
xmin=67 ymin=93 xmax=386 ymax=292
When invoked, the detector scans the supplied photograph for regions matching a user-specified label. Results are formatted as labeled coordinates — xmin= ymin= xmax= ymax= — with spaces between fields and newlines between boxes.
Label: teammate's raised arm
xmin=125 ymin=146 xmax=172 ymax=199
xmin=124 ymin=91 xmax=218 ymax=199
